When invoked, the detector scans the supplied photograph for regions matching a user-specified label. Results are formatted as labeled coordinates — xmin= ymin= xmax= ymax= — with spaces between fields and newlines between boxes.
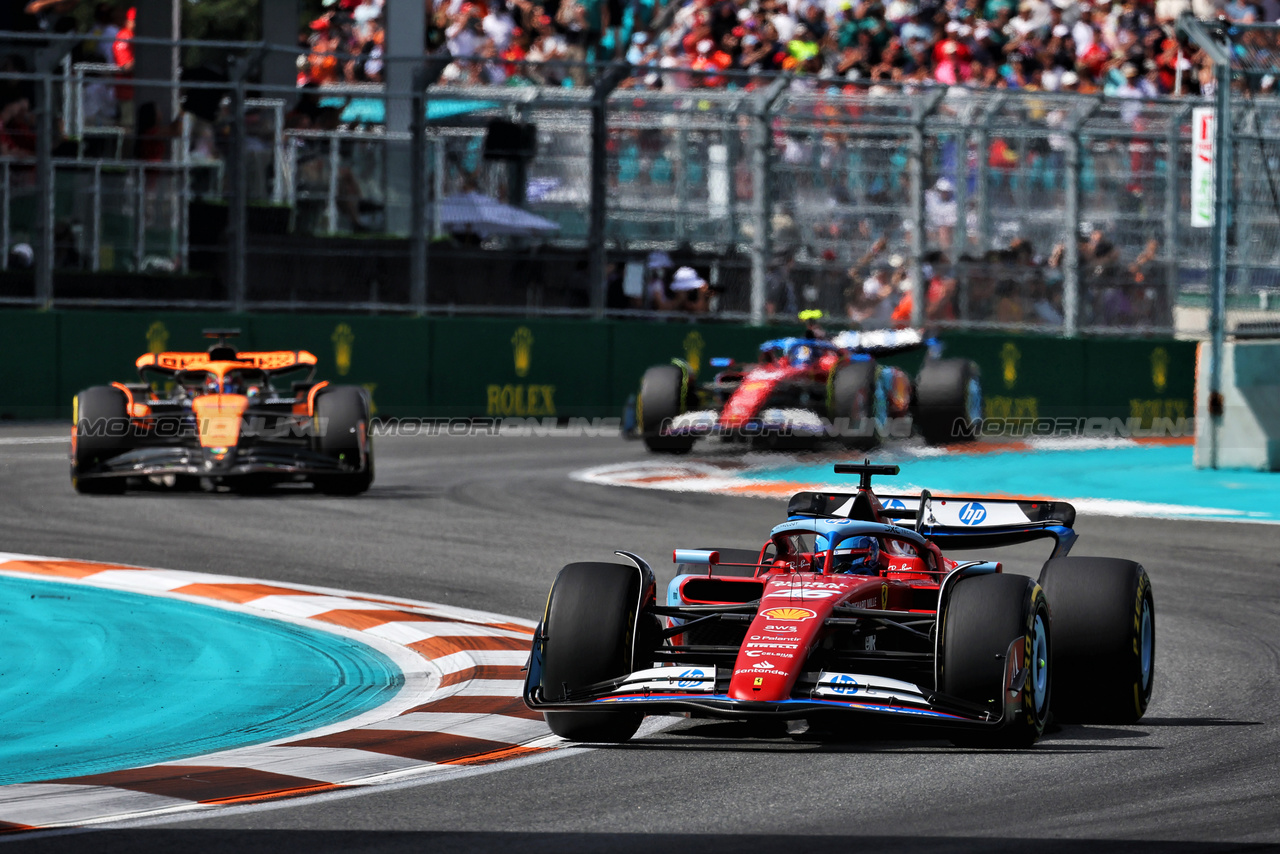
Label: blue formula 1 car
xmin=525 ymin=462 xmax=1155 ymax=746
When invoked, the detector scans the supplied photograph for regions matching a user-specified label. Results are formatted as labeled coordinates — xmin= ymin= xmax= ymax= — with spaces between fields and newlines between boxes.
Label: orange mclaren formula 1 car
xmin=70 ymin=330 xmax=373 ymax=495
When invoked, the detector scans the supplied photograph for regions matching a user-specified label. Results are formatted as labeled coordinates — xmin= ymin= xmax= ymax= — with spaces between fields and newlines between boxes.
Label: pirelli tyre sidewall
xmin=540 ymin=562 xmax=647 ymax=743
xmin=71 ymin=385 xmax=130 ymax=494
xmin=941 ymin=573 xmax=1050 ymax=748
xmin=638 ymin=363 xmax=695 ymax=454
xmin=1038 ymin=556 xmax=1155 ymax=724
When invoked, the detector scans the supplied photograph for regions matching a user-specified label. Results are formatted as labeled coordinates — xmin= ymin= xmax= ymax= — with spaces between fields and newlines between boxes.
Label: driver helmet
xmin=832 ymin=536 xmax=880 ymax=574
xmin=203 ymin=376 xmax=220 ymax=395
xmin=791 ymin=344 xmax=814 ymax=366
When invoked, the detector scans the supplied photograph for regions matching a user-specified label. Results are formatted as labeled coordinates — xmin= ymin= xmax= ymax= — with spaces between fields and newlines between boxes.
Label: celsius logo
xmin=676 ymin=668 xmax=708 ymax=688
xmin=958 ymin=502 xmax=987 ymax=525
xmin=882 ymin=498 xmax=906 ymax=510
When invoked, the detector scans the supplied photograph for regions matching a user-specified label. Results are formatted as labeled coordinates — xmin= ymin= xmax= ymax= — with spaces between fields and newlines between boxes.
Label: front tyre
xmin=312 ymin=386 xmax=374 ymax=495
xmin=915 ymin=358 xmax=981 ymax=445
xmin=540 ymin=562 xmax=646 ymax=742
xmin=1038 ymin=557 xmax=1154 ymax=724
xmin=827 ymin=359 xmax=882 ymax=450
xmin=638 ymin=364 xmax=696 ymax=454
xmin=71 ymin=385 xmax=130 ymax=494
xmin=941 ymin=573 xmax=1051 ymax=748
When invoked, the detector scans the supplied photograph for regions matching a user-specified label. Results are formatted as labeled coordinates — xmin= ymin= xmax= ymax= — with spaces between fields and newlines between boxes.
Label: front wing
xmin=75 ymin=443 xmax=362 ymax=480
xmin=524 ymin=637 xmax=1026 ymax=731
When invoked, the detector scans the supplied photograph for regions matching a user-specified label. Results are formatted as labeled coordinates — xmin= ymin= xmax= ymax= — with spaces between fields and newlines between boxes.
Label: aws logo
xmin=1001 ymin=342 xmax=1020 ymax=390
xmin=512 ymin=327 xmax=534 ymax=378
xmin=332 ymin=324 xmax=354 ymax=376
xmin=683 ymin=330 xmax=705 ymax=375
xmin=146 ymin=321 xmax=169 ymax=354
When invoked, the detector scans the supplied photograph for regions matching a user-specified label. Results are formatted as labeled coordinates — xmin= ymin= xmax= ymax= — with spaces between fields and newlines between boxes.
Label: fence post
xmin=908 ymin=89 xmax=944 ymax=328
xmin=1064 ymin=98 xmax=1101 ymax=338
xmin=228 ymin=56 xmax=248 ymax=312
xmin=589 ymin=63 xmax=628 ymax=319
xmin=1208 ymin=59 xmax=1232 ymax=469
xmin=1166 ymin=105 xmax=1190 ymax=330
xmin=749 ymin=75 xmax=790 ymax=327
xmin=410 ymin=64 xmax=428 ymax=314
xmin=35 ymin=73 xmax=53 ymax=308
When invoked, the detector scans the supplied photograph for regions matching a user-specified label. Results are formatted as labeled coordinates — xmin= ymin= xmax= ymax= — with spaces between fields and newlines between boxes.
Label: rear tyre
xmin=1037 ymin=557 xmax=1154 ymax=724
xmin=71 ymin=385 xmax=130 ymax=495
xmin=828 ymin=359 xmax=882 ymax=449
xmin=312 ymin=386 xmax=374 ymax=495
xmin=915 ymin=358 xmax=981 ymax=445
xmin=540 ymin=562 xmax=646 ymax=742
xmin=638 ymin=364 xmax=696 ymax=454
xmin=941 ymin=573 xmax=1050 ymax=748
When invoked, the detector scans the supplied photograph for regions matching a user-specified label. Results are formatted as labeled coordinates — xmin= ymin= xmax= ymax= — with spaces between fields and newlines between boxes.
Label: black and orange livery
xmin=70 ymin=331 xmax=374 ymax=495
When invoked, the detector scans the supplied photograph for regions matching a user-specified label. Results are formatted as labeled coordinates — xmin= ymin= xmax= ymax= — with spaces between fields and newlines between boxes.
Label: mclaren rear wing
xmin=136 ymin=351 xmax=319 ymax=374
xmin=787 ymin=491 xmax=1078 ymax=557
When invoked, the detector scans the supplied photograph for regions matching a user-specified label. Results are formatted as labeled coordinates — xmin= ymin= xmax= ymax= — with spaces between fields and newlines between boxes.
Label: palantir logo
xmin=676 ymin=668 xmax=707 ymax=688
xmin=958 ymin=502 xmax=987 ymax=525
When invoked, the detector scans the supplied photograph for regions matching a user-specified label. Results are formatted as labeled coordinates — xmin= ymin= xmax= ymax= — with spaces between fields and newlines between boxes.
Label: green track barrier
xmin=0 ymin=309 xmax=1195 ymax=426
xmin=430 ymin=318 xmax=610 ymax=419
xmin=0 ymin=311 xmax=59 ymax=420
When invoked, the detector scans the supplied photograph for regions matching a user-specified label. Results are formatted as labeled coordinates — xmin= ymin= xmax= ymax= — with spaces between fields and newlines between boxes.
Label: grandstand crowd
xmin=302 ymin=0 xmax=1249 ymax=97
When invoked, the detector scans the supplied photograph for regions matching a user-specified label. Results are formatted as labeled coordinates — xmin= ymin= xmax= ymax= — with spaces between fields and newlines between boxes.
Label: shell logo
xmin=332 ymin=323 xmax=355 ymax=376
xmin=512 ymin=327 xmax=534 ymax=378
xmin=760 ymin=607 xmax=817 ymax=621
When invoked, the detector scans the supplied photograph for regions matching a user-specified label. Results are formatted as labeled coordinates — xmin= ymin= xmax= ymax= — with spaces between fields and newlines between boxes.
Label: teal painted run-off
xmin=0 ymin=577 xmax=403 ymax=786
xmin=754 ymin=443 xmax=1280 ymax=525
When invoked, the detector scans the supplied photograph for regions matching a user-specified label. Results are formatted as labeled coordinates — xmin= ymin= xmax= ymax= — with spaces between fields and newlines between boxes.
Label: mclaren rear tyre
xmin=915 ymin=358 xmax=982 ymax=446
xmin=827 ymin=359 xmax=882 ymax=450
xmin=313 ymin=386 xmax=374 ymax=495
xmin=941 ymin=573 xmax=1051 ymax=748
xmin=540 ymin=562 xmax=646 ymax=743
xmin=638 ymin=364 xmax=696 ymax=454
xmin=71 ymin=385 xmax=130 ymax=495
xmin=1037 ymin=557 xmax=1154 ymax=724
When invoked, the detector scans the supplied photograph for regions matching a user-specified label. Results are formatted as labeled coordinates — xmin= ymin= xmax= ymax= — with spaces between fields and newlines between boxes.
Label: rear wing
xmin=136 ymin=351 xmax=319 ymax=374
xmin=787 ymin=490 xmax=1078 ymax=557
xmin=829 ymin=328 xmax=938 ymax=359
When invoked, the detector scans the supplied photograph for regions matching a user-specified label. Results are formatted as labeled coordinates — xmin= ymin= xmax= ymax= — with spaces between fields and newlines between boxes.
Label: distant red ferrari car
xmin=525 ymin=462 xmax=1155 ymax=747
xmin=71 ymin=330 xmax=373 ymax=495
xmin=632 ymin=329 xmax=982 ymax=452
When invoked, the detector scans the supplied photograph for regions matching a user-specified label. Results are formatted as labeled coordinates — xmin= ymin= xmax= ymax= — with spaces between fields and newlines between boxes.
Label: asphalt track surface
xmin=0 ymin=425 xmax=1277 ymax=854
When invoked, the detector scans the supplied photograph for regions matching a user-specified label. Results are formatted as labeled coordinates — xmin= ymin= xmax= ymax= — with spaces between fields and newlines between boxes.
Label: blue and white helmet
xmin=832 ymin=536 xmax=880 ymax=574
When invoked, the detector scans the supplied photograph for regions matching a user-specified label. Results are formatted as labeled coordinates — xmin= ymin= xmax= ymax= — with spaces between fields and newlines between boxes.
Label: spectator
xmin=670 ymin=265 xmax=712 ymax=313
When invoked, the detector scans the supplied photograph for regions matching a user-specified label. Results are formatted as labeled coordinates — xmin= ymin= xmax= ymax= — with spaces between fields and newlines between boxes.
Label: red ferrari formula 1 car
xmin=71 ymin=330 xmax=373 ymax=495
xmin=525 ymin=462 xmax=1155 ymax=746
xmin=633 ymin=329 xmax=981 ymax=453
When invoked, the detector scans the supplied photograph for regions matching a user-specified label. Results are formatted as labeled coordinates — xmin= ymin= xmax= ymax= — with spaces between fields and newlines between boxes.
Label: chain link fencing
xmin=5 ymin=35 xmax=1280 ymax=335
